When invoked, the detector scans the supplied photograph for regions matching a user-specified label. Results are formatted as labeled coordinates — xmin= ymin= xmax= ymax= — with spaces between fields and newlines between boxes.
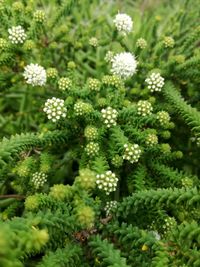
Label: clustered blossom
xmin=111 ymin=52 xmax=137 ymax=79
xmin=111 ymin=155 xmax=123 ymax=168
xmin=156 ymin=111 xmax=170 ymax=127
xmin=85 ymin=142 xmax=100 ymax=157
xmin=43 ymin=97 xmax=67 ymax=122
xmin=101 ymin=107 xmax=118 ymax=128
xmin=89 ymin=37 xmax=98 ymax=47
xmin=123 ymin=143 xmax=142 ymax=163
xmin=8 ymin=25 xmax=27 ymax=44
xmin=23 ymin=63 xmax=46 ymax=86
xmin=145 ymin=133 xmax=158 ymax=147
xmin=105 ymin=51 xmax=114 ymax=63
xmin=113 ymin=13 xmax=133 ymax=35
xmin=136 ymin=38 xmax=147 ymax=49
xmin=23 ymin=40 xmax=35 ymax=51
xmin=34 ymin=10 xmax=46 ymax=23
xmin=47 ymin=68 xmax=58 ymax=79
xmin=104 ymin=201 xmax=118 ymax=216
xmin=0 ymin=38 xmax=8 ymax=50
xmin=137 ymin=100 xmax=153 ymax=116
xmin=163 ymin=36 xmax=175 ymax=48
xmin=75 ymin=168 xmax=96 ymax=190
xmin=163 ymin=217 xmax=177 ymax=235
xmin=96 ymin=171 xmax=118 ymax=195
xmin=102 ymin=75 xmax=124 ymax=88
xmin=145 ymin=73 xmax=164 ymax=92
xmin=58 ymin=77 xmax=72 ymax=91
xmin=181 ymin=177 xmax=193 ymax=188
xmin=88 ymin=78 xmax=101 ymax=91
xmin=84 ymin=126 xmax=98 ymax=141
xmin=74 ymin=101 xmax=93 ymax=116
xmin=31 ymin=172 xmax=47 ymax=189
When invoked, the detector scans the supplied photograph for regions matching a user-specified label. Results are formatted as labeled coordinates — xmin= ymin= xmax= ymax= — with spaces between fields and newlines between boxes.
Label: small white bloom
xmin=111 ymin=52 xmax=137 ymax=79
xmin=96 ymin=171 xmax=118 ymax=195
xmin=101 ymin=107 xmax=118 ymax=128
xmin=8 ymin=25 xmax=26 ymax=44
xmin=23 ymin=63 xmax=46 ymax=86
xmin=145 ymin=73 xmax=164 ymax=92
xmin=43 ymin=97 xmax=67 ymax=122
xmin=114 ymin=13 xmax=133 ymax=35
xmin=31 ymin=172 xmax=47 ymax=189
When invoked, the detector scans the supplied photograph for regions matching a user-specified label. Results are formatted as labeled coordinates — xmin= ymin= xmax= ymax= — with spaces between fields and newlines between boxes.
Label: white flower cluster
xmin=58 ymin=77 xmax=72 ymax=91
xmin=104 ymin=201 xmax=118 ymax=216
xmin=89 ymin=37 xmax=98 ymax=47
xmin=111 ymin=52 xmax=137 ymax=79
xmin=156 ymin=111 xmax=170 ymax=127
xmin=163 ymin=36 xmax=175 ymax=48
xmin=123 ymin=143 xmax=142 ymax=163
xmin=136 ymin=38 xmax=147 ymax=49
xmin=84 ymin=126 xmax=98 ymax=141
xmin=101 ymin=107 xmax=118 ymax=128
xmin=163 ymin=217 xmax=177 ymax=235
xmin=85 ymin=142 xmax=100 ymax=157
xmin=23 ymin=63 xmax=46 ymax=86
xmin=105 ymin=51 xmax=114 ymax=63
xmin=31 ymin=172 xmax=47 ymax=189
xmin=8 ymin=25 xmax=27 ymax=44
xmin=113 ymin=13 xmax=133 ymax=35
xmin=137 ymin=100 xmax=153 ymax=116
xmin=43 ymin=97 xmax=67 ymax=122
xmin=96 ymin=171 xmax=118 ymax=195
xmin=145 ymin=133 xmax=158 ymax=147
xmin=145 ymin=73 xmax=164 ymax=92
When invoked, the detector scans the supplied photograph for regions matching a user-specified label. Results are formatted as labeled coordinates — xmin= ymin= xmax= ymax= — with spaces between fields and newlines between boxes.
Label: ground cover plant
xmin=0 ymin=0 xmax=200 ymax=266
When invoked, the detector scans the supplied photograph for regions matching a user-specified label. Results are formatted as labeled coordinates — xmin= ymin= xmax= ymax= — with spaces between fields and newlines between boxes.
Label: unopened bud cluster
xmin=31 ymin=172 xmax=47 ymax=189
xmin=0 ymin=38 xmax=8 ymax=50
xmin=156 ymin=111 xmax=170 ymax=127
xmin=145 ymin=133 xmax=158 ymax=146
xmin=43 ymin=97 xmax=67 ymax=122
xmin=162 ymin=217 xmax=177 ymax=235
xmin=137 ymin=100 xmax=153 ymax=116
xmin=102 ymin=75 xmax=123 ymax=88
xmin=88 ymin=78 xmax=101 ymax=91
xmin=75 ymin=168 xmax=96 ymax=190
xmin=8 ymin=25 xmax=26 ymax=44
xmin=23 ymin=40 xmax=35 ymax=51
xmin=89 ymin=37 xmax=98 ymax=47
xmin=34 ymin=10 xmax=46 ymax=23
xmin=101 ymin=107 xmax=118 ymax=128
xmin=74 ymin=101 xmax=93 ymax=116
xmin=136 ymin=38 xmax=147 ymax=49
xmin=84 ymin=126 xmax=98 ymax=140
xmin=104 ymin=201 xmax=118 ymax=216
xmin=145 ymin=73 xmax=164 ymax=92
xmin=163 ymin=36 xmax=175 ymax=48
xmin=111 ymin=155 xmax=123 ymax=167
xmin=105 ymin=51 xmax=114 ymax=62
xmin=47 ymin=68 xmax=58 ymax=79
xmin=76 ymin=206 xmax=95 ymax=228
xmin=123 ymin=143 xmax=142 ymax=163
xmin=85 ymin=142 xmax=100 ymax=157
xmin=96 ymin=171 xmax=118 ymax=194
xmin=181 ymin=177 xmax=193 ymax=188
xmin=58 ymin=77 xmax=72 ymax=91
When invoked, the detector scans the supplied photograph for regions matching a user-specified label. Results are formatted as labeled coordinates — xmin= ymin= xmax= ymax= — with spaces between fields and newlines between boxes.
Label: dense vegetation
xmin=0 ymin=0 xmax=200 ymax=266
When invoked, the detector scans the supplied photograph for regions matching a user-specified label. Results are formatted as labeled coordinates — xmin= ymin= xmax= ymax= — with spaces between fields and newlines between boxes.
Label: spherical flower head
xmin=96 ymin=170 xmax=118 ymax=195
xmin=8 ymin=25 xmax=26 ymax=44
xmin=87 ymin=78 xmax=101 ymax=91
xmin=31 ymin=172 xmax=47 ymax=189
xmin=111 ymin=52 xmax=137 ymax=79
xmin=181 ymin=177 xmax=193 ymax=188
xmin=23 ymin=63 xmax=46 ymax=86
xmin=136 ymin=38 xmax=147 ymax=49
xmin=76 ymin=205 xmax=95 ymax=228
xmin=49 ymin=184 xmax=73 ymax=201
xmin=137 ymin=100 xmax=153 ymax=116
xmin=43 ymin=97 xmax=67 ymax=123
xmin=105 ymin=51 xmax=114 ymax=63
xmin=102 ymin=75 xmax=124 ymax=89
xmin=23 ymin=40 xmax=35 ymax=51
xmin=75 ymin=168 xmax=96 ymax=190
xmin=123 ymin=143 xmax=142 ymax=163
xmin=97 ymin=97 xmax=107 ymax=107
xmin=163 ymin=36 xmax=175 ymax=48
xmin=58 ymin=77 xmax=72 ymax=91
xmin=111 ymin=155 xmax=123 ymax=168
xmin=89 ymin=37 xmax=98 ymax=47
xmin=74 ymin=101 xmax=93 ymax=116
xmin=12 ymin=1 xmax=24 ymax=12
xmin=84 ymin=125 xmax=98 ymax=141
xmin=0 ymin=38 xmax=8 ymax=50
xmin=104 ymin=201 xmax=118 ymax=216
xmin=47 ymin=68 xmax=58 ymax=79
xmin=68 ymin=61 xmax=76 ymax=69
xmin=113 ymin=13 xmax=133 ymax=35
xmin=101 ymin=107 xmax=118 ymax=128
xmin=145 ymin=133 xmax=158 ymax=147
xmin=85 ymin=142 xmax=100 ymax=157
xmin=34 ymin=10 xmax=46 ymax=23
xmin=25 ymin=195 xmax=39 ymax=211
xmin=145 ymin=73 xmax=164 ymax=92
xmin=163 ymin=217 xmax=177 ymax=236
xmin=156 ymin=111 xmax=170 ymax=127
